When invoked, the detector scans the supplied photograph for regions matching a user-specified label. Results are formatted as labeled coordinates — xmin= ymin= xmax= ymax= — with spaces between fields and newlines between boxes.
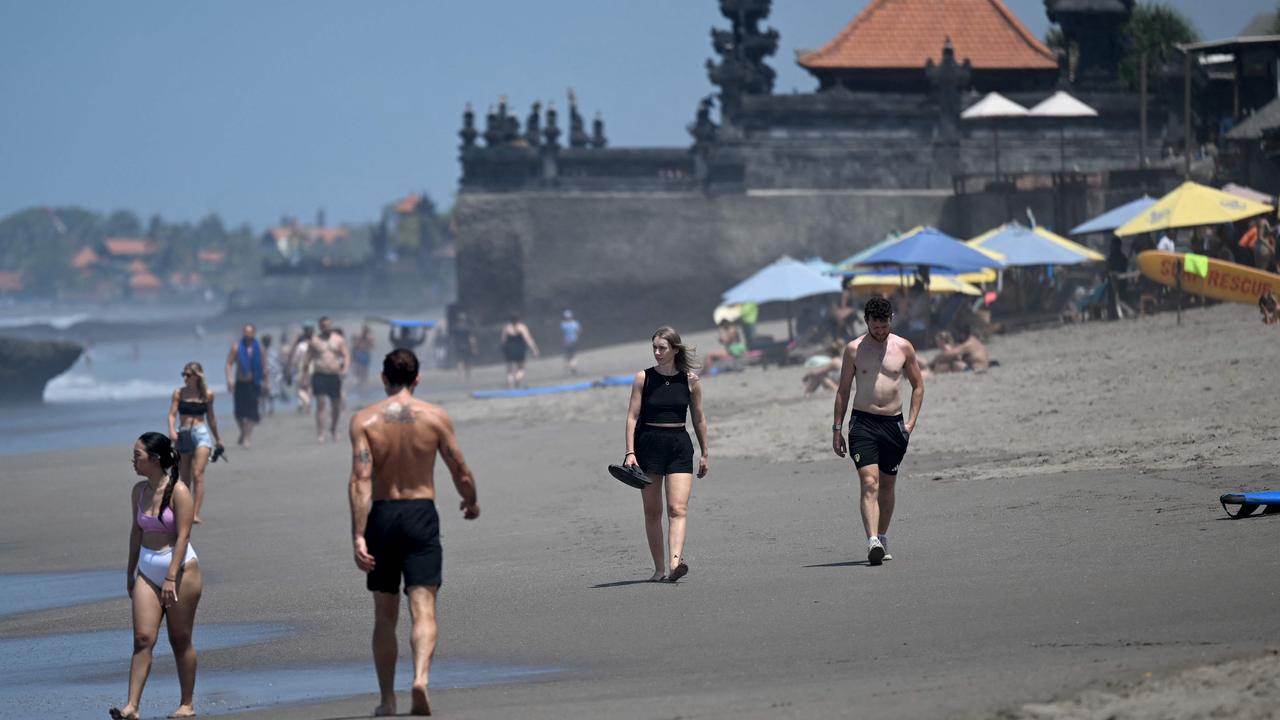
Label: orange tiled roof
xmin=799 ymin=0 xmax=1057 ymax=71
xmin=0 ymin=271 xmax=23 ymax=291
xmin=268 ymin=225 xmax=349 ymax=246
xmin=394 ymin=193 xmax=422 ymax=214
xmin=104 ymin=237 xmax=161 ymax=257
xmin=197 ymin=249 xmax=226 ymax=264
xmin=71 ymin=246 xmax=100 ymax=269
xmin=127 ymin=259 xmax=150 ymax=274
xmin=129 ymin=270 xmax=163 ymax=290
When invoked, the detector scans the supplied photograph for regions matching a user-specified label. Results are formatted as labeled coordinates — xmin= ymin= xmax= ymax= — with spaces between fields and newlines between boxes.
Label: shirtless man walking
xmin=348 ymin=349 xmax=479 ymax=716
xmin=309 ymin=316 xmax=351 ymax=443
xmin=832 ymin=297 xmax=924 ymax=566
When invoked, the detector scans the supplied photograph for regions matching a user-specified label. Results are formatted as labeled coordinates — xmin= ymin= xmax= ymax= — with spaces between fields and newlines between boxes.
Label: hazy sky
xmin=0 ymin=1 xmax=1269 ymax=229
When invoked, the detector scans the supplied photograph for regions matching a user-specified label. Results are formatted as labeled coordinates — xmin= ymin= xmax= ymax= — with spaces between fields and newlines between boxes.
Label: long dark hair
xmin=139 ymin=431 xmax=179 ymax=525
xmin=652 ymin=326 xmax=701 ymax=374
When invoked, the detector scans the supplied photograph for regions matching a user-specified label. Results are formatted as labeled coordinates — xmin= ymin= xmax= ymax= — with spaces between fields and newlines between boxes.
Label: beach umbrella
xmin=1028 ymin=91 xmax=1099 ymax=173
xmin=852 ymin=226 xmax=1006 ymax=275
xmin=846 ymin=271 xmax=983 ymax=296
xmin=1068 ymin=195 xmax=1157 ymax=236
xmin=721 ymin=255 xmax=844 ymax=340
xmin=960 ymin=92 xmax=1030 ymax=176
xmin=1115 ymin=181 xmax=1274 ymax=237
xmin=967 ymin=222 xmax=1104 ymax=266
xmin=835 ymin=231 xmax=911 ymax=270
xmin=1222 ymin=182 xmax=1273 ymax=205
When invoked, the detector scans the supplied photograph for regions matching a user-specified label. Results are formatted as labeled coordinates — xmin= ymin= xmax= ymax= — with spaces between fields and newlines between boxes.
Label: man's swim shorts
xmin=364 ymin=498 xmax=442 ymax=593
xmin=848 ymin=409 xmax=910 ymax=475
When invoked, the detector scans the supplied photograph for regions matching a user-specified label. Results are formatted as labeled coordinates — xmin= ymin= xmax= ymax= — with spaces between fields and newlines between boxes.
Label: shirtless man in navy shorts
xmin=348 ymin=349 xmax=479 ymax=715
xmin=832 ymin=296 xmax=925 ymax=565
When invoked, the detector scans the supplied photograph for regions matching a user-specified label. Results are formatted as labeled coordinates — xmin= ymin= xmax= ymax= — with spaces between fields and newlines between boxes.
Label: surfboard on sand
xmin=1220 ymin=491 xmax=1280 ymax=518
xmin=1136 ymin=250 xmax=1280 ymax=306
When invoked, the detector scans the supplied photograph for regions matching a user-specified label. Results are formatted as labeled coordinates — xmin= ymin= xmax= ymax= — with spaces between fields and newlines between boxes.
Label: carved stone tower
xmin=705 ymin=0 xmax=779 ymax=127
xmin=1045 ymin=0 xmax=1134 ymax=90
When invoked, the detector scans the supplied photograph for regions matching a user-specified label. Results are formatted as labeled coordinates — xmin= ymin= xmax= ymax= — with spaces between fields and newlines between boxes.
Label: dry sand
xmin=2 ymin=303 xmax=1279 ymax=719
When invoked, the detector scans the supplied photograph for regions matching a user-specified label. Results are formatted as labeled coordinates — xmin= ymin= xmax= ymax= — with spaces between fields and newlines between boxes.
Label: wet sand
xmin=2 ymin=303 xmax=1279 ymax=718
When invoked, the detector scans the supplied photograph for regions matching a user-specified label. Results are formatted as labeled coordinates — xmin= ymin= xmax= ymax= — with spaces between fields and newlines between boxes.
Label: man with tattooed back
xmin=348 ymin=349 xmax=479 ymax=717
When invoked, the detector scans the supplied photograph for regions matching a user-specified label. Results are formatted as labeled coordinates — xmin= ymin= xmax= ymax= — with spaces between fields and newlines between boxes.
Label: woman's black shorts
xmin=848 ymin=410 xmax=910 ymax=475
xmin=364 ymin=499 xmax=442 ymax=593
xmin=635 ymin=425 xmax=694 ymax=476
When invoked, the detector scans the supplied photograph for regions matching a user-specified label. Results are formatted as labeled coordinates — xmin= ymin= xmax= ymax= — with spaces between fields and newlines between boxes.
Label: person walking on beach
xmin=290 ymin=323 xmax=314 ymax=413
xmin=623 ymin=326 xmax=709 ymax=582
xmin=832 ymin=297 xmax=924 ymax=566
xmin=224 ymin=324 xmax=264 ymax=448
xmin=449 ymin=311 xmax=478 ymax=381
xmin=110 ymin=432 xmax=202 ymax=720
xmin=259 ymin=334 xmax=282 ymax=417
xmin=309 ymin=316 xmax=351 ymax=443
xmin=352 ymin=323 xmax=376 ymax=391
xmin=500 ymin=313 xmax=539 ymax=388
xmin=166 ymin=362 xmax=224 ymax=523
xmin=560 ymin=309 xmax=582 ymax=375
xmin=348 ymin=349 xmax=480 ymax=716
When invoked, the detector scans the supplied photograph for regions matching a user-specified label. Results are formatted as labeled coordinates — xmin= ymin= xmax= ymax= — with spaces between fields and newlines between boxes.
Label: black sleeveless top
xmin=178 ymin=397 xmax=208 ymax=417
xmin=640 ymin=367 xmax=690 ymax=424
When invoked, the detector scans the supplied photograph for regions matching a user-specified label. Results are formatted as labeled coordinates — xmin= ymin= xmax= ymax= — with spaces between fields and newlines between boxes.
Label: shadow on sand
xmin=804 ymin=560 xmax=874 ymax=568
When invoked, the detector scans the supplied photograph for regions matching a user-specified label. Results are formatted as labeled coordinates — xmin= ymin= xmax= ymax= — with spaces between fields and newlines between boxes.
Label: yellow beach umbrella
xmin=846 ymin=272 xmax=983 ymax=296
xmin=967 ymin=222 xmax=1105 ymax=264
xmin=1115 ymin=181 xmax=1273 ymax=237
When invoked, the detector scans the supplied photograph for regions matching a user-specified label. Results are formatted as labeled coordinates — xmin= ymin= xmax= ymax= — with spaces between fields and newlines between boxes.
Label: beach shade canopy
xmin=1115 ymin=182 xmax=1274 ymax=237
xmin=1028 ymin=91 xmax=1098 ymax=118
xmin=1222 ymin=182 xmax=1273 ymax=205
xmin=1069 ymin=195 xmax=1157 ymax=235
xmin=960 ymin=92 xmax=1030 ymax=120
xmin=836 ymin=231 xmax=910 ymax=270
xmin=967 ymin=222 xmax=1105 ymax=266
xmin=721 ymin=255 xmax=843 ymax=305
xmin=846 ymin=271 xmax=983 ymax=296
xmin=803 ymin=256 xmax=840 ymax=275
xmin=851 ymin=226 xmax=1006 ymax=274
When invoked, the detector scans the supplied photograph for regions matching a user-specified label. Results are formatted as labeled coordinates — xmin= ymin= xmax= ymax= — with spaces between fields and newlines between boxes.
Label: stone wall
xmin=454 ymin=189 xmax=954 ymax=350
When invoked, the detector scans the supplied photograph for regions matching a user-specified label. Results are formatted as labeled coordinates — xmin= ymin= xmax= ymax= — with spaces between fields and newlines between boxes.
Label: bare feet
xmin=411 ymin=685 xmax=432 ymax=716
xmin=373 ymin=701 xmax=396 ymax=716
xmin=109 ymin=706 xmax=139 ymax=720
xmin=317 ymin=434 xmax=327 ymax=444
xmin=668 ymin=561 xmax=689 ymax=582
xmin=168 ymin=704 xmax=196 ymax=718
xmin=648 ymin=570 xmax=666 ymax=582
xmin=193 ymin=516 xmax=202 ymax=524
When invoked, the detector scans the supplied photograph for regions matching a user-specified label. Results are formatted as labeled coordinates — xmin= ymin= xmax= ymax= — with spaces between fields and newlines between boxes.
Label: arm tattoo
xmin=357 ymin=448 xmax=371 ymax=467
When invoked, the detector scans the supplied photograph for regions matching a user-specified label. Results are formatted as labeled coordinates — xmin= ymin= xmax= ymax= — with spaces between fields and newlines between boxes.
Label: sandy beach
xmin=2 ymin=302 xmax=1279 ymax=719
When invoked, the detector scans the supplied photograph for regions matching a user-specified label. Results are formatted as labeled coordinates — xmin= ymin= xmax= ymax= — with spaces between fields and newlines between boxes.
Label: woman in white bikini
xmin=111 ymin=432 xmax=202 ymax=720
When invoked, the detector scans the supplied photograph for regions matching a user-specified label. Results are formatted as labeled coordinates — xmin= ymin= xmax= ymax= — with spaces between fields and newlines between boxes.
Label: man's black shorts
xmin=364 ymin=499 xmax=442 ymax=593
xmin=311 ymin=372 xmax=342 ymax=400
xmin=233 ymin=381 xmax=260 ymax=421
xmin=848 ymin=409 xmax=910 ymax=475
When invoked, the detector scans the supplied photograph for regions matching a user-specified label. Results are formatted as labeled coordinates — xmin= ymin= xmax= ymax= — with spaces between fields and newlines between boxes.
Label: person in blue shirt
xmin=560 ymin=310 xmax=582 ymax=375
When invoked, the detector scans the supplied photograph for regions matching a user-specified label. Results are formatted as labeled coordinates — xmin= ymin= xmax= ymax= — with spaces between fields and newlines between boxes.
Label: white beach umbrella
xmin=961 ymin=92 xmax=1030 ymax=176
xmin=1029 ymin=91 xmax=1099 ymax=172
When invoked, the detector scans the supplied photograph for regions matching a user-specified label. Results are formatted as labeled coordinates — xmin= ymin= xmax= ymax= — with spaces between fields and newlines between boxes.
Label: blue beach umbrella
xmin=722 ymin=256 xmax=843 ymax=340
xmin=853 ymin=226 xmax=1005 ymax=274
xmin=1068 ymin=196 xmax=1157 ymax=236
xmin=967 ymin=222 xmax=1104 ymax=266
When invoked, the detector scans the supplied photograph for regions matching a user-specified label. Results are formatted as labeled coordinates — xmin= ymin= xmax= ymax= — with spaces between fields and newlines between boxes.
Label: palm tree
xmin=1120 ymin=2 xmax=1199 ymax=91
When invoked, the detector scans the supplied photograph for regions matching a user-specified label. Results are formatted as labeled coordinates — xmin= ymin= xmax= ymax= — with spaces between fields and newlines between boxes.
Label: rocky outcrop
xmin=0 ymin=336 xmax=82 ymax=404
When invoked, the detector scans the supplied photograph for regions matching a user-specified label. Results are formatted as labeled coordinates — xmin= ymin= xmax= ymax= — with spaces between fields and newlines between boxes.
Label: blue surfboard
xmin=1220 ymin=491 xmax=1280 ymax=518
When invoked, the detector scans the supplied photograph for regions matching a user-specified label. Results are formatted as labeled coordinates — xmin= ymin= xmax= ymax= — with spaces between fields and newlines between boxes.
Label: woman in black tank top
xmin=622 ymin=326 xmax=710 ymax=582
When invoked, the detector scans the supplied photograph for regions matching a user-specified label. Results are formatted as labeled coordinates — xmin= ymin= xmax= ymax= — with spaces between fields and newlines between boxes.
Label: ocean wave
xmin=44 ymin=374 xmax=177 ymax=403
xmin=0 ymin=312 xmax=93 ymax=330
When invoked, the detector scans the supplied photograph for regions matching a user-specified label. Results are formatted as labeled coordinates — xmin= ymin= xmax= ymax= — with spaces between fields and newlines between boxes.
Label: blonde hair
xmin=652 ymin=326 xmax=701 ymax=374
xmin=182 ymin=361 xmax=209 ymax=399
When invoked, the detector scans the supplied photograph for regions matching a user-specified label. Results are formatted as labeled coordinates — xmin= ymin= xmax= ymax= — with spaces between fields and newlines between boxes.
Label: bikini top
xmin=135 ymin=485 xmax=175 ymax=534
xmin=177 ymin=398 xmax=207 ymax=417
xmin=639 ymin=367 xmax=690 ymax=424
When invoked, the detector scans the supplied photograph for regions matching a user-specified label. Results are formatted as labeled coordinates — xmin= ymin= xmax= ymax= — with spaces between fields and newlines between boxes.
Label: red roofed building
xmin=103 ymin=237 xmax=161 ymax=257
xmin=797 ymin=0 xmax=1058 ymax=93
xmin=0 ymin=271 xmax=23 ymax=294
xmin=70 ymin=246 xmax=100 ymax=270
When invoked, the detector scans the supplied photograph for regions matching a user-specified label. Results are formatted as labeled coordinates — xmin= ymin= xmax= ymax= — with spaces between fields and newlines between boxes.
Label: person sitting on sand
xmin=802 ymin=341 xmax=846 ymax=395
xmin=704 ymin=319 xmax=747 ymax=370
xmin=111 ymin=432 xmax=202 ymax=720
xmin=1259 ymin=290 xmax=1279 ymax=325
xmin=928 ymin=325 xmax=990 ymax=374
